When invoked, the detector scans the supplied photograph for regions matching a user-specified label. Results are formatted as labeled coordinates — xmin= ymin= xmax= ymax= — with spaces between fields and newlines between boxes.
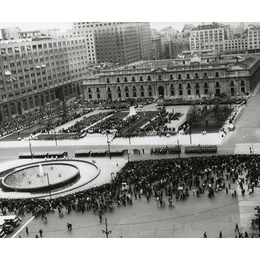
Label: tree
xmin=251 ymin=206 xmax=260 ymax=232
xmin=186 ymin=104 xmax=200 ymax=126
xmin=212 ymin=102 xmax=222 ymax=123
xmin=186 ymin=104 xmax=200 ymax=144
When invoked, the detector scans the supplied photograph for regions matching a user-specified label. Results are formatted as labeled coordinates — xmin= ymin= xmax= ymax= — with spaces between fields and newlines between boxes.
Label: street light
xmin=28 ymin=136 xmax=33 ymax=159
xmin=177 ymin=139 xmax=180 ymax=158
xmin=54 ymin=126 xmax=57 ymax=146
xmin=128 ymin=119 xmax=131 ymax=145
xmin=102 ymin=218 xmax=112 ymax=238
xmin=106 ymin=130 xmax=111 ymax=159
xmin=46 ymin=173 xmax=52 ymax=200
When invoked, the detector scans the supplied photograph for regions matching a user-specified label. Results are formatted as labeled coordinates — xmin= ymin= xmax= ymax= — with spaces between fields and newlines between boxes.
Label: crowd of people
xmin=0 ymin=98 xmax=92 ymax=138
xmin=0 ymin=154 xmax=260 ymax=237
xmin=88 ymin=114 xmax=140 ymax=134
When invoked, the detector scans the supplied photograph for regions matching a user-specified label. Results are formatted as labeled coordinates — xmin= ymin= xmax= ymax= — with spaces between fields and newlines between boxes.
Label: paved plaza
xmin=2 ymin=84 xmax=260 ymax=239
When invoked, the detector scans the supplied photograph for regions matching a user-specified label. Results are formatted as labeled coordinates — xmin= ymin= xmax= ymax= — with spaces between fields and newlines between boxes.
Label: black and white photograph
xmin=1 ymin=0 xmax=260 ymax=259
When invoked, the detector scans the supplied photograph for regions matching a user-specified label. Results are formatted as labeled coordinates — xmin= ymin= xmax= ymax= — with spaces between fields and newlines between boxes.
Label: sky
xmin=0 ymin=22 xmax=259 ymax=33
xmin=1 ymin=0 xmax=260 ymax=33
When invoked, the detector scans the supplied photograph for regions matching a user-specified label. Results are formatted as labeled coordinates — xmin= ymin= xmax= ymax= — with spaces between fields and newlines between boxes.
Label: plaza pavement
xmin=2 ymin=87 xmax=260 ymax=238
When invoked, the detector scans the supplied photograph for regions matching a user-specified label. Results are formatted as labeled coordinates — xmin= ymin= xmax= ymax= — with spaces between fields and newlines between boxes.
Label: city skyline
xmin=1 ymin=22 xmax=260 ymax=34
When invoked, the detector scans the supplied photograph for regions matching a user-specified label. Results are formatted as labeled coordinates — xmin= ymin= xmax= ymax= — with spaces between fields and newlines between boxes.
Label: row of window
xmin=105 ymin=73 xmax=221 ymax=83
xmin=87 ymin=86 xmax=246 ymax=100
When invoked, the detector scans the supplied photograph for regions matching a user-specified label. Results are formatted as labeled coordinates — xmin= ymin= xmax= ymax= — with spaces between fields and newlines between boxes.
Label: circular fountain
xmin=0 ymin=159 xmax=100 ymax=197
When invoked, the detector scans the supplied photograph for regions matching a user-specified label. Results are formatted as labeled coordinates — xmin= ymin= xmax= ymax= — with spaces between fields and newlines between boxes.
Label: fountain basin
xmin=2 ymin=162 xmax=80 ymax=192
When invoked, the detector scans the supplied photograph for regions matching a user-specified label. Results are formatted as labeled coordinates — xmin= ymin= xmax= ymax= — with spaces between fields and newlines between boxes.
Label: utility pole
xmin=46 ymin=173 xmax=52 ymax=200
xmin=102 ymin=218 xmax=112 ymax=238
xmin=177 ymin=139 xmax=180 ymax=158
xmin=106 ymin=130 xmax=111 ymax=159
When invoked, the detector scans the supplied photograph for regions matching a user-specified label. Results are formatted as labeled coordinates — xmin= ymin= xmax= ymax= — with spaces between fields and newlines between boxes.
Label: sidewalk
xmin=0 ymin=132 xmax=224 ymax=149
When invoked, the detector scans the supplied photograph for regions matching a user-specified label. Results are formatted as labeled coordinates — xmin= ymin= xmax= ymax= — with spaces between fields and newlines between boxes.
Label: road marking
xmin=11 ymin=216 xmax=35 ymax=238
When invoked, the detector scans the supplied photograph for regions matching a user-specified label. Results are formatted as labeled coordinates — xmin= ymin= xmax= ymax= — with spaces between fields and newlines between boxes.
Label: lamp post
xmin=128 ymin=119 xmax=131 ymax=145
xmin=127 ymin=151 xmax=131 ymax=162
xmin=102 ymin=218 xmax=112 ymax=238
xmin=177 ymin=139 xmax=180 ymax=158
xmin=106 ymin=130 xmax=111 ymax=159
xmin=54 ymin=126 xmax=57 ymax=146
xmin=46 ymin=173 xmax=52 ymax=200
xmin=28 ymin=136 xmax=33 ymax=159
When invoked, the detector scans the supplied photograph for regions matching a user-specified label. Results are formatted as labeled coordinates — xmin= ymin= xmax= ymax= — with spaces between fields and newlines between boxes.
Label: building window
xmin=215 ymin=72 xmax=219 ymax=77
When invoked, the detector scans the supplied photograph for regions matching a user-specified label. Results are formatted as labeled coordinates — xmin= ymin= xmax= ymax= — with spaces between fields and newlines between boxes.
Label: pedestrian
xmin=39 ymin=229 xmax=43 ymax=238
xmin=234 ymin=190 xmax=237 ymax=197
xmin=99 ymin=213 xmax=103 ymax=223
xmin=25 ymin=226 xmax=29 ymax=235
xmin=235 ymin=223 xmax=239 ymax=232
xmin=204 ymin=231 xmax=207 ymax=238
xmin=67 ymin=223 xmax=70 ymax=230
xmin=225 ymin=187 xmax=228 ymax=194
xmin=219 ymin=231 xmax=222 ymax=238
xmin=245 ymin=231 xmax=248 ymax=238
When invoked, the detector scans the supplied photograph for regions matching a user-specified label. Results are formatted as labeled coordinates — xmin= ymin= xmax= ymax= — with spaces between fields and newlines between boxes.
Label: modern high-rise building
xmin=189 ymin=23 xmax=226 ymax=53
xmin=72 ymin=22 xmax=153 ymax=64
xmin=248 ymin=27 xmax=260 ymax=50
xmin=0 ymin=37 xmax=90 ymax=121
xmin=1 ymin=27 xmax=21 ymax=40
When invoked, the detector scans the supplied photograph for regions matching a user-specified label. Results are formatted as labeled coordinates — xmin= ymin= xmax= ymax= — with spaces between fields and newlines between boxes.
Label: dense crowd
xmin=0 ymin=98 xmax=91 ymax=137
xmin=140 ymin=110 xmax=181 ymax=133
xmin=0 ymin=154 xmax=260 ymax=238
xmin=87 ymin=97 xmax=155 ymax=110
xmin=88 ymin=114 xmax=140 ymax=134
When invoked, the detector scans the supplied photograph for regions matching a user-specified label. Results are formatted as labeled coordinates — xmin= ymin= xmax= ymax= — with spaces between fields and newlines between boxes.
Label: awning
xmin=27 ymin=46 xmax=31 ymax=50
xmin=13 ymin=77 xmax=17 ymax=81
xmin=41 ymin=64 xmax=46 ymax=68
xmin=15 ymin=48 xmax=19 ymax=52
xmin=1 ymin=49 xmax=5 ymax=53
xmin=36 ymin=66 xmax=41 ymax=69
xmin=5 ymin=71 xmax=11 ymax=76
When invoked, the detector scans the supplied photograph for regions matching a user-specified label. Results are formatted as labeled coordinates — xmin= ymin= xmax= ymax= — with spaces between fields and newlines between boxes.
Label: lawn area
xmin=114 ymin=111 xmax=159 ymax=135
xmin=191 ymin=106 xmax=232 ymax=134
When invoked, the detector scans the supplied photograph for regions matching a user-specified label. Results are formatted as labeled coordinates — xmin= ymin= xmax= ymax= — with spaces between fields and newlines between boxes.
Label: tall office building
xmin=0 ymin=37 xmax=90 ymax=121
xmin=248 ymin=27 xmax=260 ymax=50
xmin=189 ymin=23 xmax=226 ymax=53
xmin=1 ymin=27 xmax=21 ymax=40
xmin=72 ymin=22 xmax=152 ymax=64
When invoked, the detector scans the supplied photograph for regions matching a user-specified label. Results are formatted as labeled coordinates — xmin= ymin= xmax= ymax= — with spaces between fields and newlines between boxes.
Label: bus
xmin=0 ymin=228 xmax=6 ymax=238
xmin=0 ymin=215 xmax=21 ymax=227
xmin=0 ymin=219 xmax=13 ymax=234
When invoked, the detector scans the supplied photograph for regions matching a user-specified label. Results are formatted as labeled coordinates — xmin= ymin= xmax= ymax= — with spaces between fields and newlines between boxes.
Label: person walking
xmin=219 ymin=231 xmax=222 ymax=238
xmin=25 ymin=226 xmax=29 ymax=235
xmin=235 ymin=223 xmax=239 ymax=232
xmin=204 ymin=231 xmax=207 ymax=238
xmin=39 ymin=229 xmax=43 ymax=238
